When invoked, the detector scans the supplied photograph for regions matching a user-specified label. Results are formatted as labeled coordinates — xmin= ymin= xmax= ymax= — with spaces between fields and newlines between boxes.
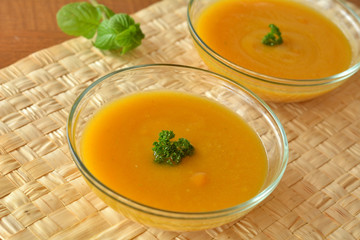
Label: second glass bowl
xmin=187 ymin=0 xmax=360 ymax=103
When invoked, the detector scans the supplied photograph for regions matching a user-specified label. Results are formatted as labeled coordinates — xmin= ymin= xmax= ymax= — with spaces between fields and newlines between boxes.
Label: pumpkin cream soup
xmin=81 ymin=91 xmax=268 ymax=212
xmin=195 ymin=0 xmax=352 ymax=79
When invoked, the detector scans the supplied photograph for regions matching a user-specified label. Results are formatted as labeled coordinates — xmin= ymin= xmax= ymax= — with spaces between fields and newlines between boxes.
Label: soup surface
xmin=195 ymin=0 xmax=352 ymax=79
xmin=81 ymin=91 xmax=268 ymax=212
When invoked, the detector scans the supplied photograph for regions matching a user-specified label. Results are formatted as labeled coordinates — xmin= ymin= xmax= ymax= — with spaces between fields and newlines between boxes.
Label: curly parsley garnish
xmin=262 ymin=24 xmax=283 ymax=46
xmin=152 ymin=130 xmax=194 ymax=165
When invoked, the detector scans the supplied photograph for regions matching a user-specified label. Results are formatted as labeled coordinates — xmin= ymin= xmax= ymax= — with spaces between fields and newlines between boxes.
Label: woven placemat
xmin=0 ymin=0 xmax=359 ymax=239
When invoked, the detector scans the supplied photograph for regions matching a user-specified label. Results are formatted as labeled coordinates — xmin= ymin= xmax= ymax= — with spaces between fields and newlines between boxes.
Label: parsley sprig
xmin=56 ymin=0 xmax=145 ymax=54
xmin=153 ymin=130 xmax=194 ymax=165
xmin=262 ymin=24 xmax=283 ymax=46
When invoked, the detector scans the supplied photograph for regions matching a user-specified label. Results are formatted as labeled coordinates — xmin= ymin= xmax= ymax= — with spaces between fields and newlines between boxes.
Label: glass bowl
xmin=187 ymin=0 xmax=360 ymax=103
xmin=67 ymin=64 xmax=288 ymax=231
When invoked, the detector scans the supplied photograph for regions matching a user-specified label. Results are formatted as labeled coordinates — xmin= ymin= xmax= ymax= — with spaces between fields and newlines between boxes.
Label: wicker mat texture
xmin=0 ymin=0 xmax=360 ymax=239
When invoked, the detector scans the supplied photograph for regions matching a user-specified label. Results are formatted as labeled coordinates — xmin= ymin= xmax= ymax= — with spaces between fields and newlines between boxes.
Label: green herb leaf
xmin=56 ymin=2 xmax=101 ymax=39
xmin=57 ymin=1 xmax=145 ymax=53
xmin=110 ymin=14 xmax=135 ymax=31
xmin=93 ymin=19 xmax=119 ymax=49
xmin=153 ymin=130 xmax=194 ymax=166
xmin=94 ymin=13 xmax=144 ymax=53
xmin=262 ymin=24 xmax=283 ymax=46
xmin=115 ymin=24 xmax=145 ymax=54
xmin=95 ymin=4 xmax=115 ymax=19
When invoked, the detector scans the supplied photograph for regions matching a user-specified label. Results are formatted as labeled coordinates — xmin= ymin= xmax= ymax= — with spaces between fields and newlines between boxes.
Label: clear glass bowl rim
xmin=187 ymin=0 xmax=360 ymax=87
xmin=67 ymin=63 xmax=289 ymax=220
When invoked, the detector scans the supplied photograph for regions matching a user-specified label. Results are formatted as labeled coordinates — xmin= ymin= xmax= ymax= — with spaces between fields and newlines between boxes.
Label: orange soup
xmin=196 ymin=0 xmax=352 ymax=79
xmin=81 ymin=91 xmax=268 ymax=212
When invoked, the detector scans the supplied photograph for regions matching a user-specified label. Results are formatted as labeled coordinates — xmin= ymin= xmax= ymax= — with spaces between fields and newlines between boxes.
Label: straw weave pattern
xmin=0 ymin=0 xmax=359 ymax=239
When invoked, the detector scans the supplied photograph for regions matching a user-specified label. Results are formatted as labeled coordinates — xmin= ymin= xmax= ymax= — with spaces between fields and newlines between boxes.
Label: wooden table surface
xmin=0 ymin=0 xmax=160 ymax=69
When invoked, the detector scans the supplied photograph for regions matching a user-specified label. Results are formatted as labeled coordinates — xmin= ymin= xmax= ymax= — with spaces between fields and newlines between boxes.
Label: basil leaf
xmin=94 ymin=13 xmax=145 ymax=53
xmin=109 ymin=14 xmax=135 ymax=32
xmin=56 ymin=2 xmax=101 ymax=39
xmin=96 ymin=4 xmax=115 ymax=19
xmin=94 ymin=20 xmax=119 ymax=50
xmin=115 ymin=24 xmax=144 ymax=54
xmin=115 ymin=26 xmax=137 ymax=47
